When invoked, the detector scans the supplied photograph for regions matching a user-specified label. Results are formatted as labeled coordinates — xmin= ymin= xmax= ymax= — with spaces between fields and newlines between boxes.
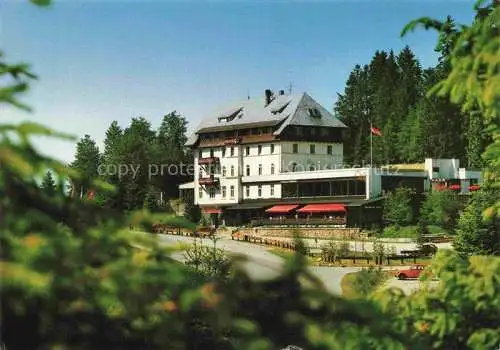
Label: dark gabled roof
xmin=185 ymin=92 xmax=346 ymax=146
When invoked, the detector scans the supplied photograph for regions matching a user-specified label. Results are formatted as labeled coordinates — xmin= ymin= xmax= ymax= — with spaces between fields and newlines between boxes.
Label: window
xmin=198 ymin=187 xmax=203 ymax=199
xmin=230 ymin=185 xmax=235 ymax=198
xmin=222 ymin=186 xmax=227 ymax=198
xmin=432 ymin=167 xmax=440 ymax=172
xmin=209 ymin=188 xmax=215 ymax=199
xmin=230 ymin=147 xmax=235 ymax=156
xmin=246 ymin=146 xmax=250 ymax=156
xmin=246 ymin=165 xmax=250 ymax=176
xmin=292 ymin=144 xmax=298 ymax=153
xmin=209 ymin=149 xmax=214 ymax=158
xmin=295 ymin=126 xmax=302 ymax=136
xmin=308 ymin=108 xmax=321 ymax=118
xmin=245 ymin=186 xmax=250 ymax=197
xmin=199 ymin=167 xmax=204 ymax=177
xmin=271 ymin=163 xmax=275 ymax=175
xmin=230 ymin=165 xmax=235 ymax=177
xmin=321 ymin=128 xmax=328 ymax=137
xmin=222 ymin=147 xmax=226 ymax=157
xmin=222 ymin=166 xmax=227 ymax=177
xmin=327 ymin=145 xmax=333 ymax=155
xmin=257 ymin=185 xmax=262 ymax=197
xmin=270 ymin=144 xmax=275 ymax=154
xmin=310 ymin=127 xmax=316 ymax=135
xmin=258 ymin=145 xmax=262 ymax=155
xmin=198 ymin=149 xmax=203 ymax=159
xmin=310 ymin=144 xmax=315 ymax=154
xmin=270 ymin=184 xmax=275 ymax=196
xmin=258 ymin=164 xmax=262 ymax=175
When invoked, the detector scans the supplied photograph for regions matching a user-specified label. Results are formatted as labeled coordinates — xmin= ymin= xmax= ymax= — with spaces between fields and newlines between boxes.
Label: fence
xmin=232 ymin=233 xmax=426 ymax=265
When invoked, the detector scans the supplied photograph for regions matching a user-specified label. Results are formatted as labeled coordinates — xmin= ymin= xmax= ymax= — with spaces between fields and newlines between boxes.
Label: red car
xmin=395 ymin=264 xmax=426 ymax=280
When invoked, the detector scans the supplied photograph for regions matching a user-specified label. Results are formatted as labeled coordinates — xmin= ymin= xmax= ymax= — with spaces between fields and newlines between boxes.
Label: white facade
xmin=194 ymin=139 xmax=351 ymax=205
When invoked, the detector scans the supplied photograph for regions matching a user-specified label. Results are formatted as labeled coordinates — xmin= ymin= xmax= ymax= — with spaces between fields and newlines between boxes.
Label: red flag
xmin=371 ymin=126 xmax=382 ymax=136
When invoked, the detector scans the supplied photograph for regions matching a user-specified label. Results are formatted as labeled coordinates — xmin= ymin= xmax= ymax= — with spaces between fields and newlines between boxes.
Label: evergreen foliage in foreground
xmin=1 ymin=1 xmax=499 ymax=349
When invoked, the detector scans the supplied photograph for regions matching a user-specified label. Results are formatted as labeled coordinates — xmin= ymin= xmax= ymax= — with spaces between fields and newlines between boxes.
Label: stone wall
xmin=235 ymin=227 xmax=362 ymax=240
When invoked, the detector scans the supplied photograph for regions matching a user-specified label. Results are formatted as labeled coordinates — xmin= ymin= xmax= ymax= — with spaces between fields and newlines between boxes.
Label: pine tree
xmin=40 ymin=171 xmax=56 ymax=195
xmin=144 ymin=190 xmax=159 ymax=212
xmin=103 ymin=120 xmax=123 ymax=164
xmin=101 ymin=121 xmax=124 ymax=210
xmin=335 ymin=65 xmax=371 ymax=165
xmin=70 ymin=135 xmax=100 ymax=197
xmin=120 ymin=117 xmax=156 ymax=211
xmin=153 ymin=111 xmax=191 ymax=198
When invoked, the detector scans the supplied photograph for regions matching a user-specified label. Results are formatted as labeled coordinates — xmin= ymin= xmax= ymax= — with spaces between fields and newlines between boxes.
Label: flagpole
xmin=370 ymin=121 xmax=373 ymax=168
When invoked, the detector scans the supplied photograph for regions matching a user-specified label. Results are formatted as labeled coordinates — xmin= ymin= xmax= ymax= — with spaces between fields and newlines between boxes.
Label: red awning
xmin=297 ymin=203 xmax=346 ymax=213
xmin=202 ymin=208 xmax=222 ymax=214
xmin=265 ymin=204 xmax=299 ymax=214
xmin=449 ymin=185 xmax=461 ymax=190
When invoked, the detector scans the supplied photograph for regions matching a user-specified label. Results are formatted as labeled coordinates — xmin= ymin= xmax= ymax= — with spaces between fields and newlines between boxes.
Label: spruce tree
xmin=70 ymin=135 xmax=100 ymax=197
xmin=40 ymin=171 xmax=57 ymax=195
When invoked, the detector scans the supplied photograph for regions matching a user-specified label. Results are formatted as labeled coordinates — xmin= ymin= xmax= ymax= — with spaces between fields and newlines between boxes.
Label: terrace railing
xmin=250 ymin=217 xmax=346 ymax=227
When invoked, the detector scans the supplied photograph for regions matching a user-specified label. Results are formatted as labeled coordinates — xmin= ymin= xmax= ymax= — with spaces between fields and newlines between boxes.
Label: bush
xmin=351 ymin=267 xmax=388 ymax=297
xmin=454 ymin=189 xmax=500 ymax=257
xmin=420 ymin=190 xmax=463 ymax=231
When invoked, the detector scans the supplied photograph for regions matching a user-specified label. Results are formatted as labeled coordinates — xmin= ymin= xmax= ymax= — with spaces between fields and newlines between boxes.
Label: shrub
xmin=351 ymin=267 xmax=388 ymax=297
xmin=420 ymin=190 xmax=463 ymax=231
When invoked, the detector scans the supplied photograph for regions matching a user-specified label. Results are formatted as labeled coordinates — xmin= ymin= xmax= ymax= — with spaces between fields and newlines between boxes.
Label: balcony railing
xmin=251 ymin=217 xmax=346 ymax=227
xmin=198 ymin=157 xmax=219 ymax=165
xmin=198 ymin=176 xmax=219 ymax=186
xmin=223 ymin=137 xmax=241 ymax=145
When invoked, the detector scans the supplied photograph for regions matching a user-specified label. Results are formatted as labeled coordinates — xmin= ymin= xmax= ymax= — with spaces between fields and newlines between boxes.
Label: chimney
xmin=265 ymin=89 xmax=274 ymax=106
xmin=279 ymin=90 xmax=285 ymax=95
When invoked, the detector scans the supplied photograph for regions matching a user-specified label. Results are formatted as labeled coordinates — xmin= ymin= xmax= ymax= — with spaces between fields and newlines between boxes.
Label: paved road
xmin=382 ymin=277 xmax=439 ymax=295
xmin=157 ymin=234 xmax=359 ymax=295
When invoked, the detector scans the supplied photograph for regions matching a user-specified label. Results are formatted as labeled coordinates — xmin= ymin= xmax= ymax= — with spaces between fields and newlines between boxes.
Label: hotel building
xmin=181 ymin=90 xmax=482 ymax=227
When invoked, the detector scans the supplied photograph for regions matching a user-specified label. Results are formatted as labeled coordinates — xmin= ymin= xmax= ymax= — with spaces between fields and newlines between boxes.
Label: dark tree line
xmin=69 ymin=112 xmax=192 ymax=212
xmin=335 ymin=25 xmax=489 ymax=167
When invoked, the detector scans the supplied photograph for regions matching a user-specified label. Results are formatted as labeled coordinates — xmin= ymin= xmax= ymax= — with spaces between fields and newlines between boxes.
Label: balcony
xmin=198 ymin=176 xmax=219 ymax=186
xmin=198 ymin=157 xmax=219 ymax=165
xmin=223 ymin=137 xmax=241 ymax=145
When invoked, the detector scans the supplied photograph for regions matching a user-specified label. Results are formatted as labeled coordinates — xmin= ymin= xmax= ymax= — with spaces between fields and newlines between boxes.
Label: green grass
xmin=427 ymin=225 xmax=450 ymax=235
xmin=382 ymin=225 xmax=418 ymax=238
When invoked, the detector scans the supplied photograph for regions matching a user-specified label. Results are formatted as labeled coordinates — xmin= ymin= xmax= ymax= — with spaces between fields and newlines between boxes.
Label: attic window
xmin=308 ymin=108 xmax=322 ymax=118
xmin=218 ymin=107 xmax=242 ymax=123
xmin=271 ymin=101 xmax=290 ymax=115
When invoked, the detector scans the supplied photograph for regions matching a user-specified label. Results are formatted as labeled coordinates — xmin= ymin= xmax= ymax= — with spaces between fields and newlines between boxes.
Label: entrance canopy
xmin=297 ymin=203 xmax=346 ymax=213
xmin=202 ymin=207 xmax=222 ymax=214
xmin=265 ymin=204 xmax=299 ymax=214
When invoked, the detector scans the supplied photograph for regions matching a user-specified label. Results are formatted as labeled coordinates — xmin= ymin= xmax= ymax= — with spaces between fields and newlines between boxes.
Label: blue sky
xmin=1 ymin=0 xmax=475 ymax=163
